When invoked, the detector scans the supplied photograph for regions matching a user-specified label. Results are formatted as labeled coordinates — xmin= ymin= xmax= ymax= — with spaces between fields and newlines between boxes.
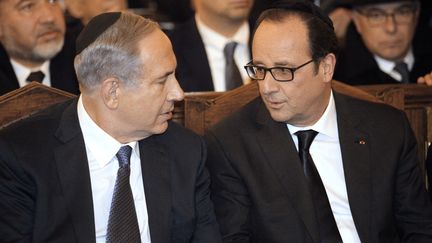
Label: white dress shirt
xmin=77 ymin=97 xmax=151 ymax=243
xmin=10 ymin=59 xmax=51 ymax=87
xmin=287 ymin=91 xmax=361 ymax=243
xmin=374 ymin=48 xmax=414 ymax=82
xmin=195 ymin=14 xmax=251 ymax=91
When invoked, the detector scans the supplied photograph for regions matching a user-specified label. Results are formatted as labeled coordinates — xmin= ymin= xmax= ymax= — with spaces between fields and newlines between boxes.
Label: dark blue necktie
xmin=296 ymin=130 xmax=342 ymax=243
xmin=106 ymin=145 xmax=141 ymax=243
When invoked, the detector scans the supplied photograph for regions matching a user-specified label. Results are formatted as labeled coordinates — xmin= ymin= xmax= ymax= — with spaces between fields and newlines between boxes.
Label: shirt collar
xmin=287 ymin=91 xmax=338 ymax=140
xmin=374 ymin=48 xmax=414 ymax=73
xmin=10 ymin=58 xmax=50 ymax=86
xmin=195 ymin=14 xmax=250 ymax=51
xmin=77 ymin=96 xmax=139 ymax=168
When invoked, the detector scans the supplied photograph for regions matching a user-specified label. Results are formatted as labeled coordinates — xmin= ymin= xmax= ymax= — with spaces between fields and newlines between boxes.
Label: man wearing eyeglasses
xmin=205 ymin=1 xmax=432 ymax=242
xmin=333 ymin=0 xmax=432 ymax=85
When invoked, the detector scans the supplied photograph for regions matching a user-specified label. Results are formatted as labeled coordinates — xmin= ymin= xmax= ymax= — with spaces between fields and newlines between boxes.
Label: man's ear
xmin=101 ymin=78 xmax=120 ymax=109
xmin=321 ymin=53 xmax=336 ymax=83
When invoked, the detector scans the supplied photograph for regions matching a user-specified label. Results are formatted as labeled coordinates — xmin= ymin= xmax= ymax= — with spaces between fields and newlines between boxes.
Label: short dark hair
xmin=253 ymin=0 xmax=339 ymax=63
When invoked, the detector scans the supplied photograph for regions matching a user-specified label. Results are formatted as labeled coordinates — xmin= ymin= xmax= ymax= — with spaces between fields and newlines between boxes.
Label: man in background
xmin=334 ymin=0 xmax=432 ymax=85
xmin=0 ymin=0 xmax=79 ymax=95
xmin=65 ymin=0 xmax=128 ymax=25
xmin=169 ymin=0 xmax=254 ymax=91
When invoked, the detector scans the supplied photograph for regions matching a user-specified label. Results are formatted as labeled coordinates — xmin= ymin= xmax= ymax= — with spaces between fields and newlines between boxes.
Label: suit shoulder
xmin=335 ymin=92 xmax=407 ymax=123
xmin=168 ymin=18 xmax=198 ymax=44
xmin=208 ymin=97 xmax=261 ymax=135
xmin=157 ymin=121 xmax=203 ymax=147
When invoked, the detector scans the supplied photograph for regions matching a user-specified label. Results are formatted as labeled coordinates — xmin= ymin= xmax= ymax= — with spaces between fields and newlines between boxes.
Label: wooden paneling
xmin=0 ymin=82 xmax=76 ymax=129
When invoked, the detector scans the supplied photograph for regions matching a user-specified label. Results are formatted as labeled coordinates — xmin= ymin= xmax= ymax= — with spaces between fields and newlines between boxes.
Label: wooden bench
xmin=2 ymin=81 xmax=430 ymax=174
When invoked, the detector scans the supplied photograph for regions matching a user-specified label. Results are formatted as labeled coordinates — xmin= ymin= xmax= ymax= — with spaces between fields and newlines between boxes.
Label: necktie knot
xmin=26 ymin=71 xmax=45 ymax=83
xmin=224 ymin=41 xmax=238 ymax=58
xmin=295 ymin=129 xmax=318 ymax=152
xmin=393 ymin=61 xmax=410 ymax=83
xmin=116 ymin=145 xmax=132 ymax=167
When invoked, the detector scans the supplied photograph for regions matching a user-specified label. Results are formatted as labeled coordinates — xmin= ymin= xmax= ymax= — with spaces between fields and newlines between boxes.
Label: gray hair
xmin=74 ymin=12 xmax=159 ymax=92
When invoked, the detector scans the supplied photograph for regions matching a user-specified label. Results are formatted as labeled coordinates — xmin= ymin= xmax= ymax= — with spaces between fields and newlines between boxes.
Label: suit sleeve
xmin=205 ymin=131 xmax=252 ymax=243
xmin=394 ymin=113 xmax=432 ymax=242
xmin=0 ymin=139 xmax=35 ymax=242
xmin=191 ymin=137 xmax=223 ymax=243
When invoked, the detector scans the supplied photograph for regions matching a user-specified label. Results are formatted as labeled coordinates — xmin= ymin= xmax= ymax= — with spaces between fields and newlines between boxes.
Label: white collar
xmin=77 ymin=96 xmax=139 ymax=168
xmin=10 ymin=59 xmax=50 ymax=87
xmin=374 ymin=48 xmax=414 ymax=73
xmin=287 ymin=91 xmax=338 ymax=140
xmin=195 ymin=14 xmax=249 ymax=52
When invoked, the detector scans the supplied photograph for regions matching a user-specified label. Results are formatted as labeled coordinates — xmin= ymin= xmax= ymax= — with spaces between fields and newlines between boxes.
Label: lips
xmin=230 ymin=0 xmax=251 ymax=8
xmin=160 ymin=107 xmax=174 ymax=119
xmin=379 ymin=39 xmax=403 ymax=48
xmin=37 ymin=30 xmax=62 ymax=43
xmin=264 ymin=98 xmax=284 ymax=109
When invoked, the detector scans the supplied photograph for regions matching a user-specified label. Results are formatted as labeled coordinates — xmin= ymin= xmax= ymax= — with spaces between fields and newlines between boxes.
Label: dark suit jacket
xmin=333 ymin=24 xmax=432 ymax=85
xmin=0 ymin=29 xmax=80 ymax=95
xmin=205 ymin=92 xmax=432 ymax=243
xmin=168 ymin=18 xmax=252 ymax=92
xmin=0 ymin=99 xmax=221 ymax=243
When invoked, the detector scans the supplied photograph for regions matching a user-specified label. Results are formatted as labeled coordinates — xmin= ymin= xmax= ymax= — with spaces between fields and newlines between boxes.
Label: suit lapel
xmin=179 ymin=19 xmax=214 ymax=91
xmin=53 ymin=99 xmax=95 ymax=243
xmin=254 ymin=101 xmax=320 ymax=243
xmin=334 ymin=93 xmax=372 ymax=242
xmin=139 ymin=136 xmax=172 ymax=243
xmin=0 ymin=43 xmax=20 ymax=94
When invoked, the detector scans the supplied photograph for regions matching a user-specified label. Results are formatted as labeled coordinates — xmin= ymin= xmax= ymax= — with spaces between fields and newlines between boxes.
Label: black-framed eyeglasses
xmin=355 ymin=3 xmax=419 ymax=27
xmin=244 ymin=59 xmax=314 ymax=82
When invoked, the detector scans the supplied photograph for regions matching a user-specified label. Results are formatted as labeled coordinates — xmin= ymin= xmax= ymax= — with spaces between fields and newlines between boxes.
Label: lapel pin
xmin=356 ymin=139 xmax=366 ymax=145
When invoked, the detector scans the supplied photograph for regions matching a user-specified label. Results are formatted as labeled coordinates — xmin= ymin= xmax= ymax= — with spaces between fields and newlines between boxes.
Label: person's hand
xmin=417 ymin=71 xmax=432 ymax=86
xmin=329 ymin=8 xmax=352 ymax=42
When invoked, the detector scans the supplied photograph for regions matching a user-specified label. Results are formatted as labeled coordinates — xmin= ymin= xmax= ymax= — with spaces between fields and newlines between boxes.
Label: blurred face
xmin=74 ymin=0 xmax=128 ymax=25
xmin=116 ymin=29 xmax=184 ymax=140
xmin=195 ymin=0 xmax=254 ymax=22
xmin=0 ymin=0 xmax=65 ymax=66
xmin=252 ymin=17 xmax=332 ymax=126
xmin=353 ymin=2 xmax=419 ymax=61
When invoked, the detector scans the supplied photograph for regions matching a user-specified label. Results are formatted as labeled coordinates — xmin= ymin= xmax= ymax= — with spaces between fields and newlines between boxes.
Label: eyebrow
xmin=361 ymin=3 xmax=416 ymax=12
xmin=15 ymin=0 xmax=33 ymax=7
xmin=253 ymin=61 xmax=296 ymax=68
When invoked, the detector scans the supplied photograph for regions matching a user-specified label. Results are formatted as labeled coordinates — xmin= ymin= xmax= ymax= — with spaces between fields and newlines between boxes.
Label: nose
xmin=259 ymin=72 xmax=279 ymax=96
xmin=38 ymin=2 xmax=59 ymax=23
xmin=384 ymin=13 xmax=397 ymax=34
xmin=167 ymin=78 xmax=185 ymax=102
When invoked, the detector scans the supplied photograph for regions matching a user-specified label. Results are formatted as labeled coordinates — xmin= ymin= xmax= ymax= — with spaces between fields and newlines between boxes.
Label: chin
xmin=34 ymin=39 xmax=64 ymax=60
xmin=269 ymin=111 xmax=290 ymax=123
xmin=152 ymin=122 xmax=169 ymax=135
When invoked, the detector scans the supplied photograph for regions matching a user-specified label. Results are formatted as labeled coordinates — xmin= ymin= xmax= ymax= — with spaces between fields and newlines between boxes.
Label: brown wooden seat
xmin=0 ymin=82 xmax=76 ymax=129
